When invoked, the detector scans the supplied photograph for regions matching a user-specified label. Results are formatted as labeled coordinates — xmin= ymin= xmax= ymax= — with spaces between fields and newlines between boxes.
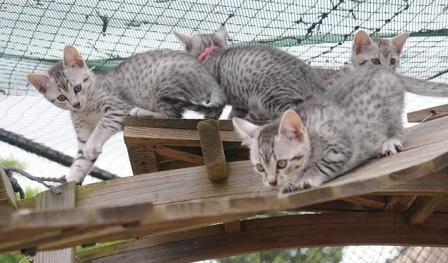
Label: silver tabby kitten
xmin=315 ymin=30 xmax=409 ymax=85
xmin=28 ymin=46 xmax=225 ymax=184
xmin=233 ymin=65 xmax=448 ymax=193
xmin=174 ymin=27 xmax=326 ymax=121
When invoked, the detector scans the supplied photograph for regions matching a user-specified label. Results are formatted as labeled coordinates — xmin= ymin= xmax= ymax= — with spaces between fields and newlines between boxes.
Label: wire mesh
xmin=1 ymin=1 xmax=448 ymax=261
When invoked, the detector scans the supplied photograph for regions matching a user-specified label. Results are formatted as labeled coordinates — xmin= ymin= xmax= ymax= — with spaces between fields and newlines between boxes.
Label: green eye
xmin=371 ymin=58 xmax=381 ymax=65
xmin=57 ymin=95 xmax=67 ymax=101
xmin=277 ymin=159 xmax=287 ymax=169
xmin=255 ymin=164 xmax=265 ymax=172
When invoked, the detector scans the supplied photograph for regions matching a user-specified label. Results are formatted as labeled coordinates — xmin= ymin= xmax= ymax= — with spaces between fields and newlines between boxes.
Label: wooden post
xmin=407 ymin=195 xmax=444 ymax=224
xmin=34 ymin=182 xmax=76 ymax=263
xmin=197 ymin=119 xmax=228 ymax=182
xmin=0 ymin=168 xmax=16 ymax=208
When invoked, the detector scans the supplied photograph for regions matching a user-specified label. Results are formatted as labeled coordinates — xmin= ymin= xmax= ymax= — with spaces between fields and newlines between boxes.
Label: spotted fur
xmin=233 ymin=65 xmax=448 ymax=193
xmin=28 ymin=46 xmax=225 ymax=184
xmin=174 ymin=26 xmax=326 ymax=121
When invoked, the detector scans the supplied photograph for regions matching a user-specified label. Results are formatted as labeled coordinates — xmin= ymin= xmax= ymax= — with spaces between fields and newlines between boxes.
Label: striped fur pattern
xmin=174 ymin=27 xmax=326 ymax=121
xmin=233 ymin=65 xmax=448 ymax=193
xmin=28 ymin=46 xmax=225 ymax=184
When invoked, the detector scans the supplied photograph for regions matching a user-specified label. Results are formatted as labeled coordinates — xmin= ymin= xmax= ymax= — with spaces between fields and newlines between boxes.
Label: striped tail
xmin=403 ymin=75 xmax=448 ymax=97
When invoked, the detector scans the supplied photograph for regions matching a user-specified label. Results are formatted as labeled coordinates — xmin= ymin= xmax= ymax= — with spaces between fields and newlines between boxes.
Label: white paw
xmin=294 ymin=174 xmax=326 ymax=191
xmin=66 ymin=168 xmax=86 ymax=185
xmin=129 ymin=108 xmax=164 ymax=118
xmin=381 ymin=139 xmax=403 ymax=156
xmin=82 ymin=142 xmax=102 ymax=161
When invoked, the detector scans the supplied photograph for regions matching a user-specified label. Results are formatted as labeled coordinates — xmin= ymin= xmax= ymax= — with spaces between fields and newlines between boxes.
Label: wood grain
xmin=0 ymin=169 xmax=16 ymax=208
xmin=407 ymin=104 xmax=448 ymax=123
xmin=34 ymin=182 xmax=76 ymax=263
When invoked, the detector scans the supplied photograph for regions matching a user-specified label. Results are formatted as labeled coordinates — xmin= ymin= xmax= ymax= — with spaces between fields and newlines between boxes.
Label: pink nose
xmin=269 ymin=180 xmax=277 ymax=186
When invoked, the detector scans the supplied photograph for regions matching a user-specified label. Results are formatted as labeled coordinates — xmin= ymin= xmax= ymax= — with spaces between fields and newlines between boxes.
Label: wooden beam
xmin=124 ymin=118 xmax=237 ymax=131
xmin=77 ymin=212 xmax=448 ymax=263
xmin=197 ymin=120 xmax=228 ymax=182
xmin=124 ymin=138 xmax=158 ymax=175
xmin=154 ymin=145 xmax=204 ymax=165
xmin=34 ymin=182 xmax=76 ymax=263
xmin=385 ymin=196 xmax=417 ymax=211
xmin=407 ymin=195 xmax=445 ymax=224
xmin=223 ymin=220 xmax=241 ymax=234
xmin=341 ymin=196 xmax=385 ymax=209
xmin=0 ymin=168 xmax=16 ymax=209
xmin=407 ymin=104 xmax=448 ymax=123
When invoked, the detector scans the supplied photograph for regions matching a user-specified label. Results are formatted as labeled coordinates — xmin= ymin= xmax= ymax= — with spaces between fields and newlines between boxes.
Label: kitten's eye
xmin=390 ymin=58 xmax=397 ymax=65
xmin=255 ymin=164 xmax=265 ymax=172
xmin=371 ymin=58 xmax=381 ymax=65
xmin=277 ymin=160 xmax=288 ymax=169
xmin=74 ymin=84 xmax=82 ymax=93
xmin=57 ymin=95 xmax=67 ymax=101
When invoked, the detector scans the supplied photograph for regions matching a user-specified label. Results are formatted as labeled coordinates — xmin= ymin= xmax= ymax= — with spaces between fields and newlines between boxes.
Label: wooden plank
xmin=34 ymin=182 xmax=76 ymax=263
xmin=407 ymin=195 xmax=445 ymax=224
xmin=154 ymin=145 xmax=204 ymax=165
xmin=407 ymin=104 xmax=448 ymax=123
xmin=124 ymin=118 xmax=237 ymax=131
xmin=197 ymin=120 xmax=228 ymax=182
xmin=223 ymin=220 xmax=241 ymax=234
xmin=78 ymin=212 xmax=448 ymax=263
xmin=341 ymin=196 xmax=385 ymax=209
xmin=0 ymin=168 xmax=16 ymax=209
xmin=385 ymin=196 xmax=417 ymax=211
xmin=124 ymin=126 xmax=241 ymax=146
xmin=124 ymin=138 xmax=158 ymax=175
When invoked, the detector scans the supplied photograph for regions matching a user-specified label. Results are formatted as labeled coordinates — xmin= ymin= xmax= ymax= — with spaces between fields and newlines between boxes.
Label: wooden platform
xmin=0 ymin=105 xmax=448 ymax=262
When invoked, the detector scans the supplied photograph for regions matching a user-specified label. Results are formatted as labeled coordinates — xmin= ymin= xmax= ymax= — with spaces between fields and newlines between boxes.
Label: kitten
xmin=233 ymin=65 xmax=448 ymax=193
xmin=28 ymin=46 xmax=225 ymax=184
xmin=173 ymin=27 xmax=326 ymax=121
xmin=314 ymin=30 xmax=409 ymax=86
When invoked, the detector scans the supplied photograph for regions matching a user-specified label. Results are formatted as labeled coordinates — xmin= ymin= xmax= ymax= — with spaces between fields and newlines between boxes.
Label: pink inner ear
xmin=354 ymin=32 xmax=372 ymax=54
xmin=27 ymin=74 xmax=48 ymax=93
xmin=279 ymin=111 xmax=304 ymax=142
xmin=64 ymin=47 xmax=85 ymax=68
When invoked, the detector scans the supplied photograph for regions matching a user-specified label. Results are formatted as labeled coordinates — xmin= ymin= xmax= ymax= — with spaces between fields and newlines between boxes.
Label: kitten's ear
xmin=63 ymin=46 xmax=85 ymax=68
xmin=232 ymin=117 xmax=259 ymax=146
xmin=173 ymin=31 xmax=193 ymax=46
xmin=278 ymin=110 xmax=304 ymax=142
xmin=391 ymin=33 xmax=409 ymax=53
xmin=27 ymin=73 xmax=49 ymax=93
xmin=215 ymin=26 xmax=228 ymax=43
xmin=353 ymin=30 xmax=373 ymax=54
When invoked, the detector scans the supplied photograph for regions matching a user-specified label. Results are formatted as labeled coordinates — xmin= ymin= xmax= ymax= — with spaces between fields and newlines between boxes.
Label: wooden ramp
xmin=1 ymin=106 xmax=448 ymax=262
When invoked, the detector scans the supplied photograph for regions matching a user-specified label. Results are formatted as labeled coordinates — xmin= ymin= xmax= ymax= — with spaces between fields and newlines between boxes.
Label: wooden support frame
xmin=407 ymin=195 xmax=445 ymax=224
xmin=197 ymin=119 xmax=229 ymax=182
xmin=34 ymin=182 xmax=76 ymax=263
xmin=0 ymin=168 xmax=16 ymax=208
xmin=77 ymin=212 xmax=448 ymax=263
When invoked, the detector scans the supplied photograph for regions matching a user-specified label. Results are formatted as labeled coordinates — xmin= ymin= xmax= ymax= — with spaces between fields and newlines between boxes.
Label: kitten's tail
xmin=402 ymin=75 xmax=448 ymax=97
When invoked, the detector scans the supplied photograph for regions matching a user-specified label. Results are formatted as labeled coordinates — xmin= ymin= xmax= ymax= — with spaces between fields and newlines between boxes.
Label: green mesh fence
xmin=1 ymin=0 xmax=448 ymax=95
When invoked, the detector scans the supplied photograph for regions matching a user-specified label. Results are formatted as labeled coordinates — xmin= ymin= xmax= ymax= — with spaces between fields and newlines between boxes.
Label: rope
xmin=3 ymin=167 xmax=66 ymax=196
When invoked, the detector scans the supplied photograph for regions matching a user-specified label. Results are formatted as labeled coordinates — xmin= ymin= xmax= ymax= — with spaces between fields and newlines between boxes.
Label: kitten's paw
xmin=82 ymin=143 xmax=102 ymax=161
xmin=295 ymin=175 xmax=325 ymax=191
xmin=66 ymin=171 xmax=85 ymax=185
xmin=279 ymin=183 xmax=299 ymax=195
xmin=129 ymin=108 xmax=164 ymax=118
xmin=381 ymin=139 xmax=403 ymax=156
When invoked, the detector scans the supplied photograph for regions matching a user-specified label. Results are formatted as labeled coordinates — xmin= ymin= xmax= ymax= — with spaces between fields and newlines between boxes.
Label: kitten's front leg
xmin=67 ymin=112 xmax=94 ymax=184
xmin=82 ymin=110 xmax=126 ymax=161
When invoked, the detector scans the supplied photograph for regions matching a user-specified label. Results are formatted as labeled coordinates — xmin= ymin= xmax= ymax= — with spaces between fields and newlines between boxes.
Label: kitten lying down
xmin=233 ymin=64 xmax=448 ymax=194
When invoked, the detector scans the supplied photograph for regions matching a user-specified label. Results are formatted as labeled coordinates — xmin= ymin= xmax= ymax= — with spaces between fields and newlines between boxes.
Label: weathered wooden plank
xmin=154 ymin=145 xmax=204 ymax=165
xmin=407 ymin=104 xmax=448 ymax=123
xmin=197 ymin=120 xmax=228 ymax=182
xmin=223 ymin=220 xmax=241 ymax=234
xmin=341 ymin=196 xmax=385 ymax=209
xmin=34 ymin=182 xmax=76 ymax=263
xmin=0 ymin=169 xmax=16 ymax=208
xmin=407 ymin=196 xmax=445 ymax=224
xmin=78 ymin=212 xmax=448 ymax=263
xmin=124 ymin=118 xmax=237 ymax=131
xmin=385 ymin=196 xmax=417 ymax=211
xmin=124 ymin=138 xmax=158 ymax=175
xmin=124 ymin=126 xmax=241 ymax=146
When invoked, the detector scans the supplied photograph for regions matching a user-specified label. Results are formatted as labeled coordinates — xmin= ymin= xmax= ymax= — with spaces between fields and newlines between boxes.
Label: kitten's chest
xmin=82 ymin=111 xmax=104 ymax=127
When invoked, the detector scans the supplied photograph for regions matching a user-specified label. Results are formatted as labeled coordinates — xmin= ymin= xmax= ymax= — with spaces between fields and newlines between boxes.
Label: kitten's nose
xmin=73 ymin=102 xmax=81 ymax=109
xmin=269 ymin=180 xmax=277 ymax=186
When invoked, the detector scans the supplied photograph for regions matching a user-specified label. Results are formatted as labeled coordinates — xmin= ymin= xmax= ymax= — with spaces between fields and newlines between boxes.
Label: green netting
xmin=1 ymin=0 xmax=448 ymax=96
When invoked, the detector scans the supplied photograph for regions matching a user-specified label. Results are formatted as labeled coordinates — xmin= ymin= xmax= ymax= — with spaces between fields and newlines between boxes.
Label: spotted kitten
xmin=233 ymin=65 xmax=448 ymax=193
xmin=174 ymin=26 xmax=326 ymax=121
xmin=28 ymin=46 xmax=225 ymax=184
xmin=314 ymin=30 xmax=409 ymax=86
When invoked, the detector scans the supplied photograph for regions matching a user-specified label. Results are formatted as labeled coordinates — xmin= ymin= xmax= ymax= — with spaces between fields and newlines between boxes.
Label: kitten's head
xmin=173 ymin=26 xmax=229 ymax=57
xmin=233 ymin=110 xmax=311 ymax=189
xmin=27 ymin=46 xmax=94 ymax=111
xmin=351 ymin=30 xmax=409 ymax=71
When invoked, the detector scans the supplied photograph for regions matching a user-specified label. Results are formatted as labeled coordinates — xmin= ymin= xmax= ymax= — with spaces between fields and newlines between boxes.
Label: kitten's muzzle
xmin=73 ymin=102 xmax=81 ymax=109
xmin=268 ymin=179 xmax=278 ymax=186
